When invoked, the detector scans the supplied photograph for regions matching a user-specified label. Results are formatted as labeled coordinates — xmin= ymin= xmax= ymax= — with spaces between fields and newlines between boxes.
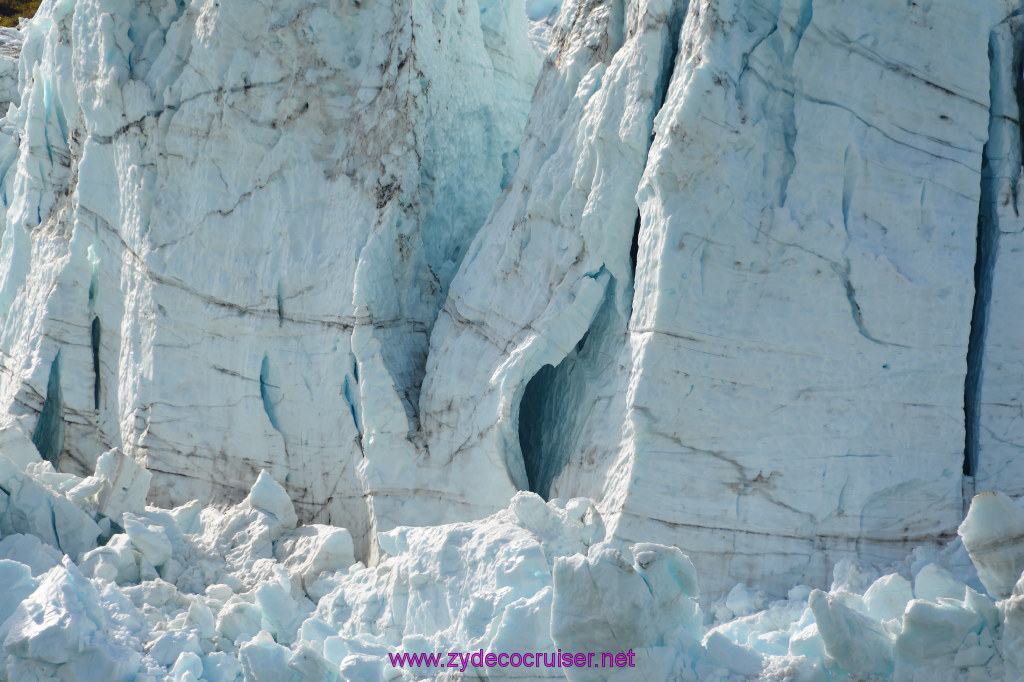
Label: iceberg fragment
xmin=1 ymin=558 xmax=140 ymax=682
xmin=0 ymin=454 xmax=100 ymax=560
xmin=0 ymin=558 xmax=36 ymax=625
xmin=894 ymin=598 xmax=983 ymax=664
xmin=863 ymin=573 xmax=914 ymax=624
xmin=68 ymin=449 xmax=151 ymax=525
xmin=552 ymin=542 xmax=701 ymax=658
xmin=0 ymin=533 xmax=62 ymax=576
xmin=914 ymin=563 xmax=968 ymax=603
xmin=958 ymin=492 xmax=1024 ymax=599
xmin=808 ymin=589 xmax=894 ymax=678
xmin=703 ymin=631 xmax=764 ymax=677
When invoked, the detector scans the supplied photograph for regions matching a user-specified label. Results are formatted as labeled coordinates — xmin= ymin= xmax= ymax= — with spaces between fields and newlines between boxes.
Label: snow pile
xmin=3 ymin=427 xmax=1024 ymax=680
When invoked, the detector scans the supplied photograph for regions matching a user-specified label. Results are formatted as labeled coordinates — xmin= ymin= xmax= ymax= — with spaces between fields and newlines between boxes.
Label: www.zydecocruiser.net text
xmin=388 ymin=649 xmax=638 ymax=672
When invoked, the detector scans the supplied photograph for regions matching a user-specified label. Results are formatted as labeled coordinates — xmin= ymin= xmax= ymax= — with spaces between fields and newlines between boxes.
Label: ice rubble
xmin=3 ymin=431 xmax=1024 ymax=681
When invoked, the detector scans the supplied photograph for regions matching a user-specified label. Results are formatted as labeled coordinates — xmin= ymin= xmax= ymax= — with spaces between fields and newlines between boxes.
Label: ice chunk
xmin=273 ymin=524 xmax=355 ymax=598
xmin=808 ymin=589 xmax=893 ymax=678
xmin=254 ymin=566 xmax=313 ymax=646
xmin=914 ymin=563 xmax=967 ymax=602
xmin=0 ymin=455 xmax=101 ymax=559
xmin=170 ymin=651 xmax=203 ymax=681
xmin=238 ymin=631 xmax=338 ymax=682
xmin=202 ymin=651 xmax=242 ymax=682
xmin=958 ymin=492 xmax=1024 ymax=598
xmin=123 ymin=513 xmax=173 ymax=570
xmin=724 ymin=583 xmax=767 ymax=619
xmin=862 ymin=573 xmax=914 ymax=623
xmin=148 ymin=629 xmax=201 ymax=667
xmin=0 ymin=559 xmax=37 ymax=625
xmin=894 ymin=598 xmax=983 ymax=663
xmin=337 ymin=653 xmax=382 ymax=681
xmin=0 ymin=419 xmax=44 ymax=470
xmin=551 ymin=542 xmax=701 ymax=675
xmin=704 ymin=631 xmax=764 ymax=677
xmin=830 ymin=559 xmax=881 ymax=595
xmin=216 ymin=598 xmax=263 ymax=644
xmin=242 ymin=470 xmax=298 ymax=530
xmin=170 ymin=500 xmax=202 ymax=536
xmin=788 ymin=622 xmax=824 ymax=659
xmin=0 ymin=533 xmax=63 ymax=575
xmin=68 ymin=449 xmax=151 ymax=524
xmin=1 ymin=558 xmax=140 ymax=680
xmin=199 ymin=472 xmax=305 ymax=587
xmin=963 ymin=587 xmax=999 ymax=632
xmin=1004 ymin=581 xmax=1024 ymax=677
xmin=79 ymin=534 xmax=140 ymax=584
xmin=486 ymin=586 xmax=555 ymax=660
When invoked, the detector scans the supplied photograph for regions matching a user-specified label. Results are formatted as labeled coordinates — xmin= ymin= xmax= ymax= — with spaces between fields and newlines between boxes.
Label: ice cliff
xmin=0 ymin=0 xmax=1023 ymax=677
xmin=433 ymin=0 xmax=1024 ymax=596
xmin=0 ymin=0 xmax=540 ymax=560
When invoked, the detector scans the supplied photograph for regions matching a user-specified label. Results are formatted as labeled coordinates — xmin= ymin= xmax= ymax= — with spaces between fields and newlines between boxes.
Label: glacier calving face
xmin=975 ymin=13 xmax=1024 ymax=499
xmin=615 ymin=0 xmax=1001 ymax=594
xmin=423 ymin=0 xmax=684 ymax=526
xmin=425 ymin=0 xmax=1024 ymax=598
xmin=0 ymin=0 xmax=1021 ymax=646
xmin=0 ymin=0 xmax=539 ymax=558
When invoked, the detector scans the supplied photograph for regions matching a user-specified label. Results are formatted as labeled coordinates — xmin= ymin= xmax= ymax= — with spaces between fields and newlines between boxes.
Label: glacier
xmin=0 ymin=0 xmax=1020 ymax=679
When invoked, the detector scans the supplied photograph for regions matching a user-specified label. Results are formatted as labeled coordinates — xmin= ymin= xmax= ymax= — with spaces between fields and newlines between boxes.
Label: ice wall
xmin=423 ymin=0 xmax=686 ymax=529
xmin=0 ymin=0 xmax=539 ymax=559
xmin=425 ymin=0 xmax=1024 ymax=597
xmin=974 ymin=13 xmax=1024 ymax=499
xmin=613 ymin=0 xmax=1006 ymax=595
xmin=0 ymin=0 xmax=1023 ymax=602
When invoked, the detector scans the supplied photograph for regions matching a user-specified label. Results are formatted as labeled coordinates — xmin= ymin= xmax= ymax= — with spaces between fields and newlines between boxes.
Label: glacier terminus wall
xmin=0 ymin=0 xmax=1022 ymax=601
xmin=0 ymin=0 xmax=541 ymax=563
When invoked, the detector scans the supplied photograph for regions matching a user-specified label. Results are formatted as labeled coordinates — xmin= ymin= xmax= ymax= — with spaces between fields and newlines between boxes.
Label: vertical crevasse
xmin=90 ymin=317 xmax=101 ymax=411
xmin=970 ymin=11 xmax=1024 ymax=498
xmin=259 ymin=354 xmax=283 ymax=436
xmin=31 ymin=350 xmax=63 ymax=466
